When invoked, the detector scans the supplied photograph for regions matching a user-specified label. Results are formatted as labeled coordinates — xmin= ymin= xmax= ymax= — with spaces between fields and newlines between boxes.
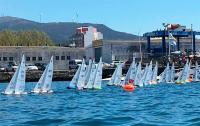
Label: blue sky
xmin=1 ymin=0 xmax=200 ymax=35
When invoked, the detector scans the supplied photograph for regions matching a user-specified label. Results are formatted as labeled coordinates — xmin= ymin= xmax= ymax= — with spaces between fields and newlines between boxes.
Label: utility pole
xmin=40 ymin=13 xmax=43 ymax=23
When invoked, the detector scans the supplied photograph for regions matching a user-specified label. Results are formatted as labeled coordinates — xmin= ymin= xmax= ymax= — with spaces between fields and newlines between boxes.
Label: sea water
xmin=0 ymin=81 xmax=200 ymax=126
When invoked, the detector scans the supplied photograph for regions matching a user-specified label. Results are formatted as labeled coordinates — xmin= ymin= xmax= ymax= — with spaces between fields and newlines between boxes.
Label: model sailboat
xmin=144 ymin=61 xmax=153 ymax=85
xmin=176 ymin=60 xmax=191 ymax=84
xmin=68 ymin=65 xmax=81 ymax=89
xmin=32 ymin=56 xmax=54 ymax=93
xmin=123 ymin=57 xmax=136 ymax=86
xmin=193 ymin=62 xmax=200 ymax=82
xmin=138 ymin=63 xmax=148 ymax=87
xmin=150 ymin=62 xmax=158 ymax=85
xmin=85 ymin=59 xmax=92 ymax=85
xmin=76 ymin=59 xmax=87 ymax=90
xmin=134 ymin=62 xmax=142 ymax=86
xmin=107 ymin=63 xmax=122 ymax=86
xmin=158 ymin=63 xmax=174 ymax=83
xmin=84 ymin=60 xmax=96 ymax=89
xmin=2 ymin=55 xmax=26 ymax=95
xmin=93 ymin=58 xmax=103 ymax=89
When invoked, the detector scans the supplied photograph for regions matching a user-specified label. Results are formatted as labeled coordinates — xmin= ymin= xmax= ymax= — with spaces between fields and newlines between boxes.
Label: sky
xmin=1 ymin=0 xmax=200 ymax=35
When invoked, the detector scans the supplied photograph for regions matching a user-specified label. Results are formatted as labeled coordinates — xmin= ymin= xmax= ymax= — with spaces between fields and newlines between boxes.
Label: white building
xmin=75 ymin=26 xmax=103 ymax=61
xmin=76 ymin=26 xmax=103 ymax=48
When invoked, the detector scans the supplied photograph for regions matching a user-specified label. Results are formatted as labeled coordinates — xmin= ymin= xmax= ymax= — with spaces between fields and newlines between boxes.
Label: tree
xmin=0 ymin=29 xmax=54 ymax=46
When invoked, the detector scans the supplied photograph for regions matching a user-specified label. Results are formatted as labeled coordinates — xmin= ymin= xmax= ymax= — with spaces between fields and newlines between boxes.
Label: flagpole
xmin=168 ymin=31 xmax=171 ymax=62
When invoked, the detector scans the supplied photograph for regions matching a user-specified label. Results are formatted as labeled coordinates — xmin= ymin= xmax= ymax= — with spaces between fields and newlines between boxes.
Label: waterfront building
xmin=0 ymin=46 xmax=85 ymax=70
xmin=96 ymin=40 xmax=146 ymax=63
xmin=143 ymin=24 xmax=200 ymax=55
xmin=69 ymin=26 xmax=103 ymax=48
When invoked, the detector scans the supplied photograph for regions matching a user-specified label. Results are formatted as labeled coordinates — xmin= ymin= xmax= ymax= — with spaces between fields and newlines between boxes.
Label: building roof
xmin=143 ymin=30 xmax=200 ymax=38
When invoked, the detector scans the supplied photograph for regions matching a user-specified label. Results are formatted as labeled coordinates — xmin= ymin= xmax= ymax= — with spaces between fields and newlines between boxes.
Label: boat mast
xmin=139 ymin=33 xmax=142 ymax=63
xmin=191 ymin=24 xmax=193 ymax=56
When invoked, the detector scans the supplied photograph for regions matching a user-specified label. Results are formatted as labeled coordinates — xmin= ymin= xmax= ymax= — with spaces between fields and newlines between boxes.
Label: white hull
xmin=41 ymin=90 xmax=53 ymax=93
xmin=103 ymin=78 xmax=111 ymax=81
xmin=1 ymin=91 xmax=13 ymax=95
xmin=15 ymin=92 xmax=28 ymax=95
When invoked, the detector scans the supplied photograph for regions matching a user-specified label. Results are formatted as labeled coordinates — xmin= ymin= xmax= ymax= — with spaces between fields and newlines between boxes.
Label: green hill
xmin=0 ymin=16 xmax=140 ymax=44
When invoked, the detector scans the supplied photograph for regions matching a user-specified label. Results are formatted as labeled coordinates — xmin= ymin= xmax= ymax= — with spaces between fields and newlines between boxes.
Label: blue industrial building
xmin=143 ymin=25 xmax=200 ymax=55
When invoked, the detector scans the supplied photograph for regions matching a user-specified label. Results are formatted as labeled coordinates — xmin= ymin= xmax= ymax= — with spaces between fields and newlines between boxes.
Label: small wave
xmin=72 ymin=118 xmax=113 ymax=126
xmin=22 ymin=118 xmax=65 ymax=126
xmin=186 ymin=117 xmax=200 ymax=123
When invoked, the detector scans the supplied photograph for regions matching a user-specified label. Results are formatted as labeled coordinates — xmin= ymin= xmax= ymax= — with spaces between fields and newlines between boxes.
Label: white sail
xmin=3 ymin=63 xmax=20 ymax=94
xmin=77 ymin=58 xmax=86 ymax=89
xmin=108 ymin=64 xmax=117 ymax=86
xmin=135 ymin=62 xmax=142 ymax=86
xmin=144 ymin=61 xmax=153 ymax=85
xmin=113 ymin=63 xmax=122 ymax=86
xmin=193 ymin=62 xmax=200 ymax=82
xmin=129 ymin=62 xmax=137 ymax=81
xmin=85 ymin=59 xmax=92 ymax=85
xmin=181 ymin=61 xmax=189 ymax=82
xmin=185 ymin=61 xmax=191 ymax=82
xmin=176 ymin=60 xmax=189 ymax=83
xmin=41 ymin=56 xmax=54 ymax=93
xmin=32 ymin=65 xmax=47 ymax=93
xmin=176 ymin=70 xmax=183 ymax=83
xmin=123 ymin=65 xmax=131 ymax=86
xmin=165 ymin=63 xmax=171 ymax=82
xmin=85 ymin=61 xmax=96 ymax=89
xmin=123 ymin=57 xmax=136 ymax=85
xmin=68 ymin=65 xmax=81 ymax=89
xmin=14 ymin=55 xmax=26 ymax=94
xmin=170 ymin=63 xmax=175 ymax=83
xmin=93 ymin=58 xmax=103 ymax=89
xmin=151 ymin=62 xmax=158 ymax=84
xmin=158 ymin=68 xmax=166 ymax=83
xmin=158 ymin=63 xmax=171 ymax=83
xmin=138 ymin=64 xmax=148 ymax=87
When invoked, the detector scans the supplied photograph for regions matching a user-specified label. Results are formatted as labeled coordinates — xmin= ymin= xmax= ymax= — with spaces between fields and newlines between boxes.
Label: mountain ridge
xmin=0 ymin=16 xmax=140 ymax=44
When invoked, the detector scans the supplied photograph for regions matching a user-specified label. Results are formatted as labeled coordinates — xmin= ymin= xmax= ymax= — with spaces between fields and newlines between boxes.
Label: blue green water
xmin=0 ymin=81 xmax=200 ymax=126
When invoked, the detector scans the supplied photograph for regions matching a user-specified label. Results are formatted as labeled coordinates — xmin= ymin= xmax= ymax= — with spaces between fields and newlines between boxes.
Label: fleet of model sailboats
xmin=2 ymin=55 xmax=54 ymax=95
xmin=68 ymin=58 xmax=103 ymax=90
xmin=1 ymin=53 xmax=200 ymax=95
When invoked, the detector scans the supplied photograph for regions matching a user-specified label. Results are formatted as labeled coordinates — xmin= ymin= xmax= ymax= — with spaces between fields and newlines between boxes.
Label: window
xmin=3 ymin=57 xmax=7 ymax=61
xmin=38 ymin=57 xmax=42 ymax=61
xmin=61 ymin=56 xmax=65 ymax=60
xmin=9 ymin=57 xmax=13 ymax=61
xmin=26 ymin=57 xmax=30 ymax=61
xmin=32 ymin=57 xmax=36 ymax=61
xmin=67 ymin=56 xmax=71 ymax=60
xmin=56 ymin=56 xmax=59 ymax=60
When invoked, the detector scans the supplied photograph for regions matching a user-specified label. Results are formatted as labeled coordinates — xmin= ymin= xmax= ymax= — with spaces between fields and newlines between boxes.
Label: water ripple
xmin=0 ymin=81 xmax=200 ymax=126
